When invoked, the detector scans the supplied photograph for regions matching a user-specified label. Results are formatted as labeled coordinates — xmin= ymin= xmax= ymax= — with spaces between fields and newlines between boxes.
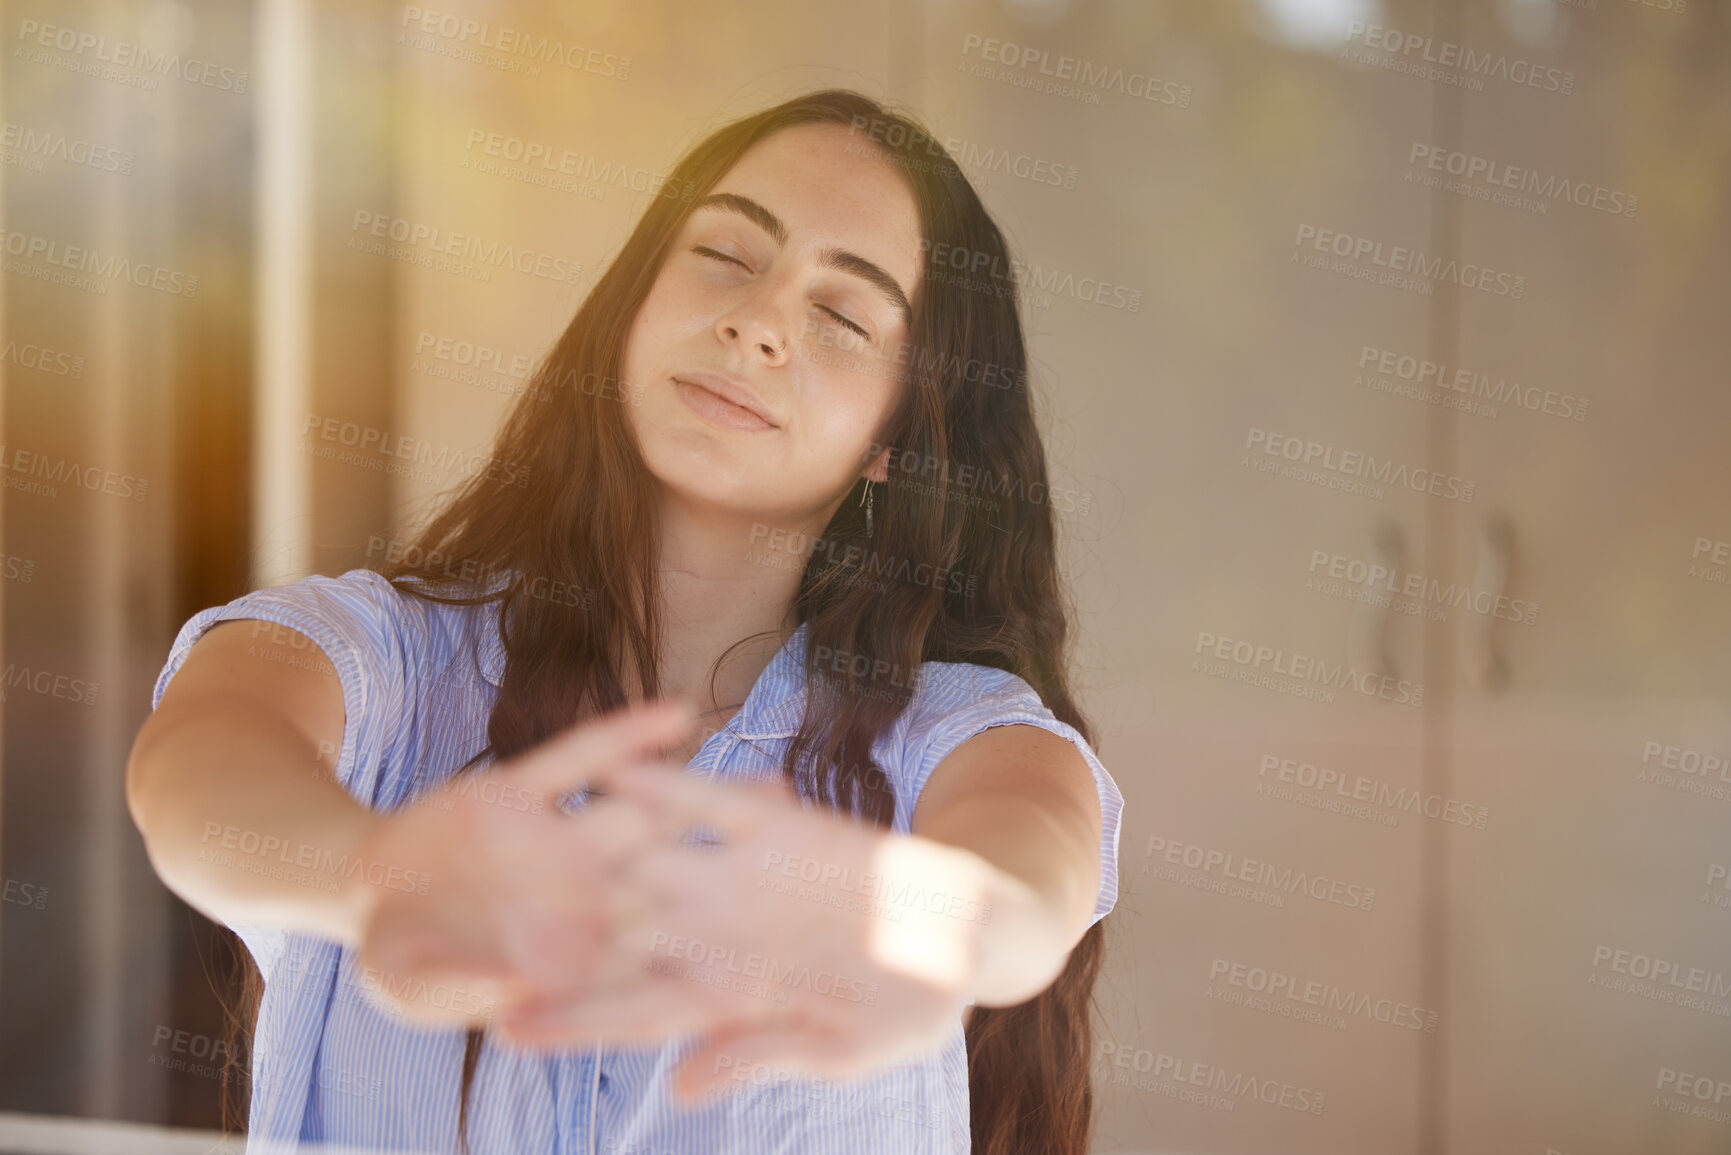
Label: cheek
xmin=626 ymin=278 xmax=704 ymax=370
xmin=800 ymin=373 xmax=900 ymax=459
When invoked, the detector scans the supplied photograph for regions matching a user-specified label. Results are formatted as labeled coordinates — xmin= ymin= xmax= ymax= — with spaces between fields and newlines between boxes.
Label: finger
xmin=498 ymin=971 xmax=726 ymax=1046
xmin=507 ymin=698 xmax=697 ymax=799
xmin=562 ymin=795 xmax=662 ymax=872
xmin=361 ymin=899 xmax=513 ymax=985
xmin=579 ymin=791 xmax=711 ymax=866
xmin=576 ymin=754 xmax=693 ymax=807
xmin=497 ymin=865 xmax=682 ymax=1001
xmin=353 ymin=960 xmax=506 ymax=1028
xmin=497 ymin=899 xmax=608 ymax=997
xmin=590 ymin=765 xmax=798 ymax=842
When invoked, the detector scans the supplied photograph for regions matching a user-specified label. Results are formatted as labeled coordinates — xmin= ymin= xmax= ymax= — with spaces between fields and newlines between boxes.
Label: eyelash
xmin=691 ymin=245 xmax=872 ymax=340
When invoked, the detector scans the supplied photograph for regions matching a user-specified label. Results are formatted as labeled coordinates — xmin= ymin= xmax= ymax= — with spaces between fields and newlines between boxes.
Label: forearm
xmin=913 ymin=793 xmax=1099 ymax=1006
xmin=126 ymin=697 xmax=384 ymax=944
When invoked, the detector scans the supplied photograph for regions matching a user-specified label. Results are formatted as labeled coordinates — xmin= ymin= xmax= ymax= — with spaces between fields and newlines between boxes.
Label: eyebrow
xmin=691 ymin=192 xmax=913 ymax=325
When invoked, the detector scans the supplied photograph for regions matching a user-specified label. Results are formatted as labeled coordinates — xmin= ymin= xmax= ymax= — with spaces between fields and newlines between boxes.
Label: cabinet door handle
xmin=1349 ymin=518 xmax=1406 ymax=683
xmin=1462 ymin=512 xmax=1513 ymax=695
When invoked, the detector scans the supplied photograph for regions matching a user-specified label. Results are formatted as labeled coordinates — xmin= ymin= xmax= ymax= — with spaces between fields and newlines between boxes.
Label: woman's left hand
xmin=493 ymin=762 xmax=1032 ymax=1101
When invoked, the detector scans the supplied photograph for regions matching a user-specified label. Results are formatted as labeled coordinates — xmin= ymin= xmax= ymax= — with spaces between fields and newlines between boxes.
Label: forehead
xmin=703 ymin=123 xmax=923 ymax=299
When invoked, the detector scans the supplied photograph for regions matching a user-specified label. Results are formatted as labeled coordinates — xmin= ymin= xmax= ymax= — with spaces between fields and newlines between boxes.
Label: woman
xmin=127 ymin=89 xmax=1124 ymax=1155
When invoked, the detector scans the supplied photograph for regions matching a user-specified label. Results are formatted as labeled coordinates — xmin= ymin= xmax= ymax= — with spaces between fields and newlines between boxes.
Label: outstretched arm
xmin=910 ymin=722 xmax=1105 ymax=1006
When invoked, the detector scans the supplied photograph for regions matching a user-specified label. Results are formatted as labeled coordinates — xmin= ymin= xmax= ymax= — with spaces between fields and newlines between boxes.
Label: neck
xmin=647 ymin=492 xmax=834 ymax=715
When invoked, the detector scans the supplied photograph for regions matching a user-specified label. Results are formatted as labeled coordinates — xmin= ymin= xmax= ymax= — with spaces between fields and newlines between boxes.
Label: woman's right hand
xmin=340 ymin=698 xmax=698 ymax=1029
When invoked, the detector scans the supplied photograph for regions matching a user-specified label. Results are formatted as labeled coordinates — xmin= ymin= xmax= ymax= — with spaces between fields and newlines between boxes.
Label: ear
xmin=863 ymin=443 xmax=891 ymax=484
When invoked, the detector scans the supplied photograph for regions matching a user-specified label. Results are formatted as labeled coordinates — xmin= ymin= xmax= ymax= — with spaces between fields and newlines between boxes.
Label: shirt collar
xmin=476 ymin=610 xmax=807 ymax=741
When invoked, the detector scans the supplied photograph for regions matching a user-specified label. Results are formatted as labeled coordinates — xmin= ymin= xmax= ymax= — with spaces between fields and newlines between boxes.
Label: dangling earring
xmin=861 ymin=479 xmax=874 ymax=537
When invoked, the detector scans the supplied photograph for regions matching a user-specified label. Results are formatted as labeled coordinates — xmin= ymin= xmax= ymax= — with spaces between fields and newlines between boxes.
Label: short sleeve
xmin=151 ymin=568 xmax=420 ymax=809
xmin=894 ymin=664 xmax=1124 ymax=929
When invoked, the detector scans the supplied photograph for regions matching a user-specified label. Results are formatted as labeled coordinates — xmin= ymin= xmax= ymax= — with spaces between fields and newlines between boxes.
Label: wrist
xmin=956 ymin=859 xmax=1073 ymax=1007
xmin=327 ymin=809 xmax=393 ymax=946
xmin=861 ymin=835 xmax=996 ymax=995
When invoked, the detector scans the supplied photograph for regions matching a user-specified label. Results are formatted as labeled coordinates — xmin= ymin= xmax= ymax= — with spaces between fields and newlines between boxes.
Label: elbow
xmin=124 ymin=709 xmax=180 ymax=846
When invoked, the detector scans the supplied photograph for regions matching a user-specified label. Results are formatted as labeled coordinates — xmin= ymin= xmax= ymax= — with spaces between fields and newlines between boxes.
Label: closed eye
xmin=692 ymin=246 xmax=872 ymax=341
xmin=693 ymin=244 xmax=746 ymax=269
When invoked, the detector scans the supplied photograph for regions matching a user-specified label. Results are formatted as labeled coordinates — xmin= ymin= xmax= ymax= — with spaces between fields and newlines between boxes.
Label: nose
xmin=715 ymin=298 xmax=792 ymax=367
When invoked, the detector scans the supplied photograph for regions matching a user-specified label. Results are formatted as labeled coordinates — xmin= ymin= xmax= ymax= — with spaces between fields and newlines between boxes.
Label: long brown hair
xmin=222 ymin=88 xmax=1108 ymax=1155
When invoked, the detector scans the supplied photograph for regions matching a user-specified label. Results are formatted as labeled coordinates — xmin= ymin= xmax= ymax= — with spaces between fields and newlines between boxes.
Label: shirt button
xmin=598 ymin=1072 xmax=609 ymax=1091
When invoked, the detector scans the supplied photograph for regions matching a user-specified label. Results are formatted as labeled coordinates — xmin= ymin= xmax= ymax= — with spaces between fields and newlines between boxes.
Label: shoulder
xmin=875 ymin=658 xmax=1072 ymax=826
xmin=889 ymin=658 xmax=1126 ymax=929
xmin=152 ymin=567 xmax=497 ymax=746
xmin=898 ymin=659 xmax=1054 ymax=741
xmin=904 ymin=660 xmax=1045 ymax=724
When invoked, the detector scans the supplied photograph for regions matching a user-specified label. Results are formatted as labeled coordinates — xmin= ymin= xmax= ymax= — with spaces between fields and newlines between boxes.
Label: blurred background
xmin=1 ymin=0 xmax=1729 ymax=1152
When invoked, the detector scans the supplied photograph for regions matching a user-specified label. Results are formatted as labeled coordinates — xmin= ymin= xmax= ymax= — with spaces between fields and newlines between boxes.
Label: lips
xmin=671 ymin=371 xmax=779 ymax=432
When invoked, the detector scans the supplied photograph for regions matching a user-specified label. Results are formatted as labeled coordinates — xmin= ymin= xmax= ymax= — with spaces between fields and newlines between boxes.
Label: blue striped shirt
xmin=152 ymin=568 xmax=1125 ymax=1155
